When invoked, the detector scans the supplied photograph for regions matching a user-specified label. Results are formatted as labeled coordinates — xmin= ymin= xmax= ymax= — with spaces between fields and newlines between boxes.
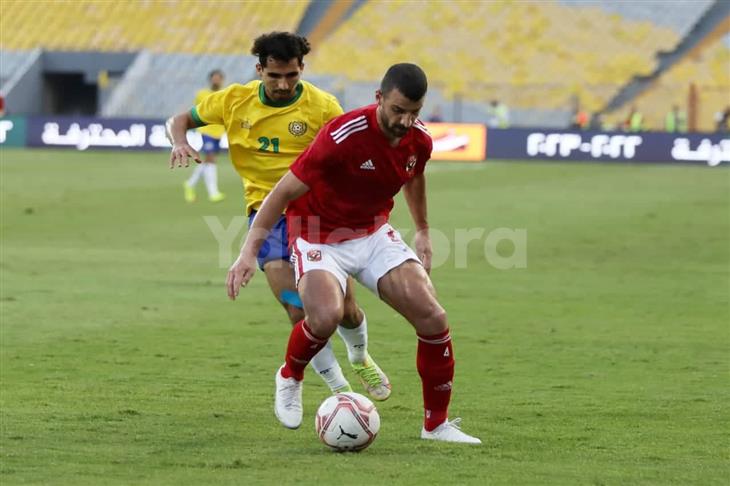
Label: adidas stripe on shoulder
xmin=330 ymin=115 xmax=368 ymax=144
xmin=414 ymin=120 xmax=431 ymax=137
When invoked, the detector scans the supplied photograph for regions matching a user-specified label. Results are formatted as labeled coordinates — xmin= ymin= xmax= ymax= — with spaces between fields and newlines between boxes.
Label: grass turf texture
xmin=1 ymin=148 xmax=728 ymax=485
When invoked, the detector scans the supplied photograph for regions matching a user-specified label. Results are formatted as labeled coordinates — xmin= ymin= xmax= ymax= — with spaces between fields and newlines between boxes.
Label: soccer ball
xmin=315 ymin=392 xmax=380 ymax=452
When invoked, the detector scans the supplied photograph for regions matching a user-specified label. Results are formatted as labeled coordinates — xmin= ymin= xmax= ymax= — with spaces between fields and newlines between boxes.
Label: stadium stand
xmin=0 ymin=0 xmax=725 ymax=129
xmin=101 ymin=52 xmax=255 ymax=118
xmin=603 ymin=35 xmax=730 ymax=132
xmin=306 ymin=0 xmax=720 ymax=116
xmin=0 ymin=50 xmax=30 ymax=87
xmin=0 ymin=0 xmax=308 ymax=53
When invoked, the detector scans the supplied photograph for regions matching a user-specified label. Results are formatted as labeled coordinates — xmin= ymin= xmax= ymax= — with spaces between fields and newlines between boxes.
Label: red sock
xmin=417 ymin=329 xmax=454 ymax=431
xmin=281 ymin=320 xmax=327 ymax=381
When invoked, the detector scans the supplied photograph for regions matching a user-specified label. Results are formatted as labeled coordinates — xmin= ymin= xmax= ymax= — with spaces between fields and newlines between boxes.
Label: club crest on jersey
xmin=406 ymin=155 xmax=417 ymax=172
xmin=240 ymin=119 xmax=252 ymax=129
xmin=386 ymin=229 xmax=400 ymax=243
xmin=288 ymin=120 xmax=308 ymax=137
xmin=307 ymin=249 xmax=322 ymax=262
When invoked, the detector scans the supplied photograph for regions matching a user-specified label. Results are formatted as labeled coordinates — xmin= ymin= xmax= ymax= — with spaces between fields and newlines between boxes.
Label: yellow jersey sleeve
xmin=192 ymin=87 xmax=228 ymax=139
xmin=323 ymin=95 xmax=344 ymax=123
xmin=194 ymin=89 xmax=211 ymax=107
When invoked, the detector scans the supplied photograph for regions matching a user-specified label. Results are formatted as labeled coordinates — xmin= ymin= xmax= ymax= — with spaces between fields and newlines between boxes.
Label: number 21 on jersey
xmin=258 ymin=136 xmax=280 ymax=153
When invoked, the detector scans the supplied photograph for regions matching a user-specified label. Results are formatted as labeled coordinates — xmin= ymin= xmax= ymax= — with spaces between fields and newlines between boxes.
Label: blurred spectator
xmin=183 ymin=69 xmax=226 ymax=203
xmin=571 ymin=107 xmax=589 ymax=130
xmin=715 ymin=106 xmax=730 ymax=133
xmin=665 ymin=105 xmax=687 ymax=133
xmin=588 ymin=112 xmax=603 ymax=131
xmin=486 ymin=99 xmax=509 ymax=128
xmin=427 ymin=105 xmax=443 ymax=122
xmin=625 ymin=105 xmax=643 ymax=132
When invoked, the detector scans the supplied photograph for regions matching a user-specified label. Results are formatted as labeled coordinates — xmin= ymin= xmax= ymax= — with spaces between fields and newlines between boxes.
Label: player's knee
xmin=416 ymin=306 xmax=448 ymax=336
xmin=306 ymin=306 xmax=343 ymax=337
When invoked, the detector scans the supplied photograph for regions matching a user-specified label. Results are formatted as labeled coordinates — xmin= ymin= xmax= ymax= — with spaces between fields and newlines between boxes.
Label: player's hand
xmin=226 ymin=252 xmax=257 ymax=300
xmin=169 ymin=143 xmax=202 ymax=169
xmin=414 ymin=228 xmax=433 ymax=274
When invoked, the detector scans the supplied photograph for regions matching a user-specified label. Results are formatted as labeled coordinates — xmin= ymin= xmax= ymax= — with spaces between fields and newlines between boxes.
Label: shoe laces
xmin=446 ymin=418 xmax=462 ymax=430
xmin=353 ymin=360 xmax=382 ymax=387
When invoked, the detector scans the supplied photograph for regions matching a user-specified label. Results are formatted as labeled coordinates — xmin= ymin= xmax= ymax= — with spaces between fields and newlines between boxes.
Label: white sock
xmin=187 ymin=163 xmax=205 ymax=186
xmin=203 ymin=163 xmax=220 ymax=196
xmin=337 ymin=312 xmax=368 ymax=363
xmin=310 ymin=341 xmax=350 ymax=392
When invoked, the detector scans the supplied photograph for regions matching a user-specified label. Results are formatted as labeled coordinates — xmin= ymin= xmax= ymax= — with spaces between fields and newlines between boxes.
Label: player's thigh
xmin=377 ymin=260 xmax=447 ymax=335
xmin=262 ymin=260 xmax=303 ymax=324
xmin=298 ymin=270 xmax=345 ymax=337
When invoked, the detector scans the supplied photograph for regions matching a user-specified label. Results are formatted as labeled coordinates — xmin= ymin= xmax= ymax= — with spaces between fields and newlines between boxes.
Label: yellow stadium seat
xmin=306 ymin=0 xmax=697 ymax=113
xmin=0 ymin=0 xmax=310 ymax=54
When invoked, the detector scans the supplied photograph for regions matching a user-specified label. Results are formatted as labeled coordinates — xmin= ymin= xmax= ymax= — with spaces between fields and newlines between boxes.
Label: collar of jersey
xmin=259 ymin=82 xmax=303 ymax=107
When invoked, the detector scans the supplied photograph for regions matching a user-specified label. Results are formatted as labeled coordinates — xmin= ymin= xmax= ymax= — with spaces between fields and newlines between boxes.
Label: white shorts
xmin=290 ymin=224 xmax=421 ymax=297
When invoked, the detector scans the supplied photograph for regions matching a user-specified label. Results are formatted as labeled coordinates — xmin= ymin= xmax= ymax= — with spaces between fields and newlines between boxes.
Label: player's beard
xmin=378 ymin=109 xmax=408 ymax=139
xmin=390 ymin=123 xmax=408 ymax=137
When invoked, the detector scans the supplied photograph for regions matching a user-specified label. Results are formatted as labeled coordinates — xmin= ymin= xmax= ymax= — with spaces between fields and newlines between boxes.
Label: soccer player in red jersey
xmin=227 ymin=63 xmax=480 ymax=444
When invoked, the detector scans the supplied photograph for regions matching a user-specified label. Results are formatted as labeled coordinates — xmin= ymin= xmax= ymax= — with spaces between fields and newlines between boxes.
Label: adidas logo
xmin=360 ymin=159 xmax=375 ymax=170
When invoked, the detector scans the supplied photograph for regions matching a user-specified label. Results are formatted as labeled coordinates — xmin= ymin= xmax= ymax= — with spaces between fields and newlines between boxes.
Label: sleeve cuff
xmin=190 ymin=107 xmax=206 ymax=127
xmin=290 ymin=162 xmax=310 ymax=186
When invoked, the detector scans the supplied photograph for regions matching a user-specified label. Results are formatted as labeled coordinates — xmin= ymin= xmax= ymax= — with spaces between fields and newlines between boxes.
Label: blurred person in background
xmin=665 ymin=104 xmax=687 ymax=133
xmin=486 ymin=99 xmax=509 ymax=128
xmin=588 ymin=111 xmax=604 ymax=131
xmin=625 ymin=105 xmax=644 ymax=132
xmin=571 ymin=107 xmax=589 ymax=130
xmin=183 ymin=69 xmax=227 ymax=203
xmin=427 ymin=105 xmax=443 ymax=122
xmin=715 ymin=106 xmax=730 ymax=133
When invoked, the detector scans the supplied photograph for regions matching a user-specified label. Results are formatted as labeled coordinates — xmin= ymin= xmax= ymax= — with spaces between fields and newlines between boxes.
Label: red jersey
xmin=287 ymin=104 xmax=432 ymax=244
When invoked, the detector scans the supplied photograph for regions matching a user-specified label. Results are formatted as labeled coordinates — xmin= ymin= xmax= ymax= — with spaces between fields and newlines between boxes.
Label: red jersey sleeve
xmin=289 ymin=124 xmax=336 ymax=187
xmin=414 ymin=129 xmax=433 ymax=176
xmin=420 ymin=136 xmax=433 ymax=173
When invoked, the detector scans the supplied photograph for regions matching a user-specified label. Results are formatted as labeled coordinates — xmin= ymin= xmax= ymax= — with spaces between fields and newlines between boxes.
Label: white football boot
xmin=274 ymin=365 xmax=303 ymax=429
xmin=420 ymin=418 xmax=482 ymax=444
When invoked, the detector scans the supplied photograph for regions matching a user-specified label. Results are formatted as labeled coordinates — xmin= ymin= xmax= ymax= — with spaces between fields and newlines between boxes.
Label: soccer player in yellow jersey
xmin=184 ymin=69 xmax=226 ymax=203
xmin=166 ymin=32 xmax=390 ymax=405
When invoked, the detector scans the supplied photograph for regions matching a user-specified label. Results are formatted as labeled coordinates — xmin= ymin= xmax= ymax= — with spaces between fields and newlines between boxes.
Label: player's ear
xmin=375 ymin=89 xmax=383 ymax=104
xmin=256 ymin=63 xmax=263 ymax=77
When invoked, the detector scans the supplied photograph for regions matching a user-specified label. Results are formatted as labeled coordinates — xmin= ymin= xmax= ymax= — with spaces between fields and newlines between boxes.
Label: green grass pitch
xmin=1 ymin=148 xmax=728 ymax=485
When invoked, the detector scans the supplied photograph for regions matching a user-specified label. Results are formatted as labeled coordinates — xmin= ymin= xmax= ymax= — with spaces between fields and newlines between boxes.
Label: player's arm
xmin=226 ymin=172 xmax=310 ymax=300
xmin=165 ymin=111 xmax=202 ymax=168
xmin=167 ymin=87 xmax=230 ymax=168
xmin=403 ymin=172 xmax=433 ymax=273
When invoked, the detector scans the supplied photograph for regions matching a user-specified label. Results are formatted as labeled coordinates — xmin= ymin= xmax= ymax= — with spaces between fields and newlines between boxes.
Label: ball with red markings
xmin=315 ymin=392 xmax=380 ymax=452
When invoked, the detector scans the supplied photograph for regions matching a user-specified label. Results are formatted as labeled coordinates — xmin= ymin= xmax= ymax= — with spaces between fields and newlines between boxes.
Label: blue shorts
xmin=248 ymin=210 xmax=289 ymax=270
xmin=201 ymin=134 xmax=221 ymax=154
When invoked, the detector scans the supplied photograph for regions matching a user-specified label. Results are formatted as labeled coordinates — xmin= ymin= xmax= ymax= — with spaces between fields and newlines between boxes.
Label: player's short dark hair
xmin=251 ymin=32 xmax=311 ymax=67
xmin=380 ymin=63 xmax=428 ymax=101
xmin=208 ymin=69 xmax=224 ymax=80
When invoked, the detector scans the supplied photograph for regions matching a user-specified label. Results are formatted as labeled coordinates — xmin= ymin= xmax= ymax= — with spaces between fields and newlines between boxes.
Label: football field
xmin=1 ymin=148 xmax=728 ymax=485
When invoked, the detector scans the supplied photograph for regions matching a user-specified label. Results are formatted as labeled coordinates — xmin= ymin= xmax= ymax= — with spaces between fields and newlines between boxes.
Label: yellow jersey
xmin=192 ymin=80 xmax=343 ymax=214
xmin=194 ymin=88 xmax=226 ymax=139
